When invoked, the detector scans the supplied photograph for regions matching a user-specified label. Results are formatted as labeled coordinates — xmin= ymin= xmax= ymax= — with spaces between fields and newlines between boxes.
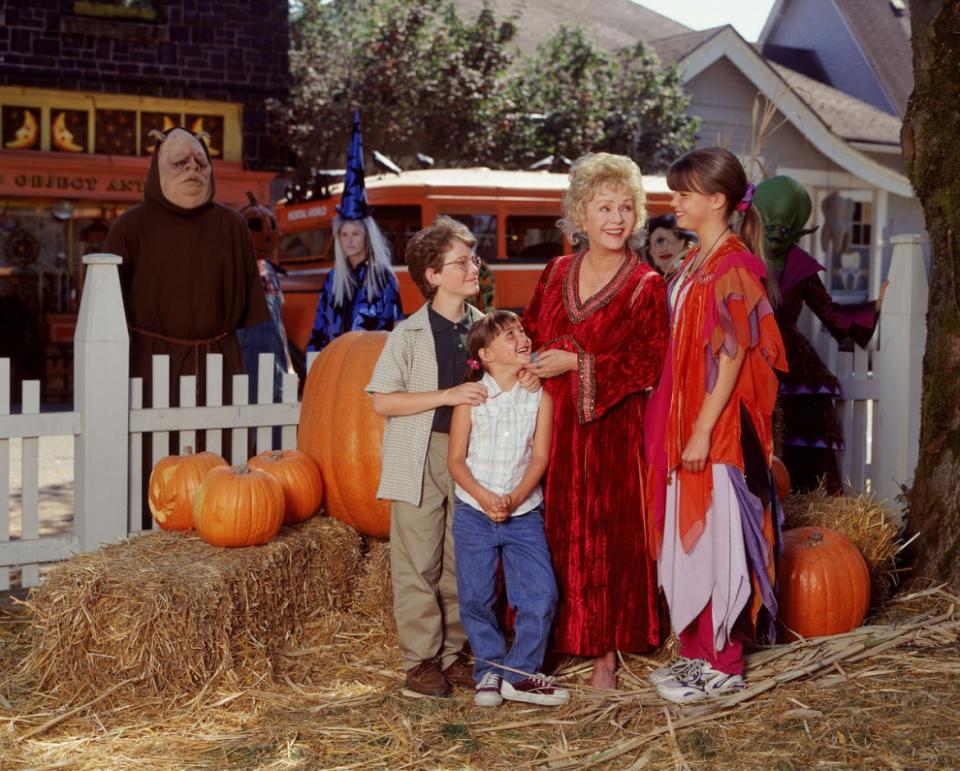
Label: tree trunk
xmin=904 ymin=0 xmax=960 ymax=587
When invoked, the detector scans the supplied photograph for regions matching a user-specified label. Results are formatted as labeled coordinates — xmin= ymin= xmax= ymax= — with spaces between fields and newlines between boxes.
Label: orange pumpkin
xmin=192 ymin=465 xmax=285 ymax=547
xmin=148 ymin=447 xmax=227 ymax=531
xmin=772 ymin=455 xmax=790 ymax=500
xmin=248 ymin=449 xmax=323 ymax=524
xmin=777 ymin=526 xmax=870 ymax=641
xmin=298 ymin=331 xmax=390 ymax=538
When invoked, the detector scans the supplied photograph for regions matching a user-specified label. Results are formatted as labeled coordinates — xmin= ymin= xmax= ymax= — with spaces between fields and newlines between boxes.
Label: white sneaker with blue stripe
xmin=648 ymin=656 xmax=699 ymax=688
xmin=655 ymin=659 xmax=745 ymax=704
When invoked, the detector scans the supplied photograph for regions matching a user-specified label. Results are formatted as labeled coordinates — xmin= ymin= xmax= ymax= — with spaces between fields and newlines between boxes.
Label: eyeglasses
xmin=441 ymin=254 xmax=483 ymax=272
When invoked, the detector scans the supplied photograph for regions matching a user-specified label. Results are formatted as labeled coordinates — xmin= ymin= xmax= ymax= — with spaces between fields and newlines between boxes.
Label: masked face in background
xmin=158 ymin=129 xmax=213 ymax=210
xmin=753 ymin=176 xmax=815 ymax=265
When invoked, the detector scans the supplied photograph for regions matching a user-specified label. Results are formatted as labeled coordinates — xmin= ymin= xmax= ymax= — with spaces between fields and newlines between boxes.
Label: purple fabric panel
xmin=822 ymin=299 xmax=879 ymax=348
xmin=705 ymin=293 xmax=770 ymax=394
xmin=778 ymin=246 xmax=824 ymax=296
xmin=726 ymin=466 xmax=778 ymax=641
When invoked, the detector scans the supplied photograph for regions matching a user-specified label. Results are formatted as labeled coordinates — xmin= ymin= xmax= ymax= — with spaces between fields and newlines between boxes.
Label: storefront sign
xmin=0 ymin=151 xmax=275 ymax=206
xmin=0 ymin=172 xmax=143 ymax=194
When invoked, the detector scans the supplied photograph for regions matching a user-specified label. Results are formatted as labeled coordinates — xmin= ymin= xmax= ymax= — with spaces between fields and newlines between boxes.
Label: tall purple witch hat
xmin=336 ymin=110 xmax=371 ymax=220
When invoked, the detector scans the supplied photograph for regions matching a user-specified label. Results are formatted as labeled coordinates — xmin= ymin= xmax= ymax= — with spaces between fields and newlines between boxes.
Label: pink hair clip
xmin=467 ymin=358 xmax=481 ymax=371
xmin=735 ymin=183 xmax=756 ymax=212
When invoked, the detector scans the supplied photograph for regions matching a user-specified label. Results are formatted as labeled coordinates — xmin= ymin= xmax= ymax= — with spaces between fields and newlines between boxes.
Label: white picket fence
xmin=0 ymin=253 xmax=306 ymax=589
xmin=800 ymin=234 xmax=927 ymax=508
xmin=0 ymin=236 xmax=929 ymax=587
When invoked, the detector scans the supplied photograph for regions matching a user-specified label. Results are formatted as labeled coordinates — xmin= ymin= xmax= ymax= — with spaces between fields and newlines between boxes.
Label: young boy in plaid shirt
xmin=366 ymin=216 xmax=487 ymax=697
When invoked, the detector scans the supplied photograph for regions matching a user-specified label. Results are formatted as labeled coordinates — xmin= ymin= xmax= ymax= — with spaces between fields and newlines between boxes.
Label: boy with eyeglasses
xmin=367 ymin=216 xmax=489 ymax=697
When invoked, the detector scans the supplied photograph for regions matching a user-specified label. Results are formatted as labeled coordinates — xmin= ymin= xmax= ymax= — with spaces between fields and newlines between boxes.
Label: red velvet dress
xmin=523 ymin=252 xmax=668 ymax=656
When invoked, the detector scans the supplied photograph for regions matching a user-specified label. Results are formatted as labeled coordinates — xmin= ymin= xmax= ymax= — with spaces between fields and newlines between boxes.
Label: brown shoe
xmin=403 ymin=659 xmax=451 ymax=698
xmin=443 ymin=650 xmax=476 ymax=688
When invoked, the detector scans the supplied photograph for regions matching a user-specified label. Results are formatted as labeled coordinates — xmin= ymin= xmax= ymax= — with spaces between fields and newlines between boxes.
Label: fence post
xmin=873 ymin=234 xmax=927 ymax=511
xmin=74 ymin=253 xmax=130 ymax=551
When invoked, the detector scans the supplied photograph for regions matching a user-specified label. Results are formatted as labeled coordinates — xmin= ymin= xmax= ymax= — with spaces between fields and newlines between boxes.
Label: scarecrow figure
xmin=307 ymin=111 xmax=402 ymax=353
xmin=753 ymin=176 xmax=887 ymax=494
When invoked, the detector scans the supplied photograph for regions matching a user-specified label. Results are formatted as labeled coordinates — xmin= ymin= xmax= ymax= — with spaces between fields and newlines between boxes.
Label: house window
xmin=831 ymin=200 xmax=872 ymax=297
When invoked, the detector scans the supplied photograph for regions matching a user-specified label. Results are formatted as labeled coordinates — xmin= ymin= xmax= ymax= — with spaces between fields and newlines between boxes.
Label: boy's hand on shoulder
xmin=444 ymin=382 xmax=488 ymax=407
xmin=517 ymin=368 xmax=542 ymax=393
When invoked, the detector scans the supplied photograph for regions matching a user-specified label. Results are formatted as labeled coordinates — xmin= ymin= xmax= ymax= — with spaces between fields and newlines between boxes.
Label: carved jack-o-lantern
xmin=240 ymin=191 xmax=278 ymax=257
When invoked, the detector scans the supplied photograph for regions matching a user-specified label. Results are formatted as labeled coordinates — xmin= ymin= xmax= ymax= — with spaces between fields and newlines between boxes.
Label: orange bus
xmin=276 ymin=168 xmax=672 ymax=353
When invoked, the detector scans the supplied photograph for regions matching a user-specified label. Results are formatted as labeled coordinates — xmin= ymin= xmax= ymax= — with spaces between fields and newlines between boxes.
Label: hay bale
xmin=19 ymin=517 xmax=363 ymax=701
xmin=351 ymin=538 xmax=394 ymax=628
xmin=781 ymin=486 xmax=902 ymax=605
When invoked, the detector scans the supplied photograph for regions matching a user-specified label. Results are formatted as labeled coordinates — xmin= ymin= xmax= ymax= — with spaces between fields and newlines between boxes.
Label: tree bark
xmin=904 ymin=0 xmax=960 ymax=587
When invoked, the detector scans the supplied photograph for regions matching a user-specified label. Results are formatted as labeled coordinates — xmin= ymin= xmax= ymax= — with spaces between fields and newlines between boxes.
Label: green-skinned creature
xmin=752 ymin=176 xmax=818 ymax=269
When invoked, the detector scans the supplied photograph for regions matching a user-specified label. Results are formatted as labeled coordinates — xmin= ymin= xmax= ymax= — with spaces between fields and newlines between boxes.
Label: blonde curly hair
xmin=560 ymin=153 xmax=646 ymax=248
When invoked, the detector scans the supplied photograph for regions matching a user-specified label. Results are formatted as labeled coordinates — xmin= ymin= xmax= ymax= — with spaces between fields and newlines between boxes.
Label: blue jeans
xmin=452 ymin=498 xmax=558 ymax=684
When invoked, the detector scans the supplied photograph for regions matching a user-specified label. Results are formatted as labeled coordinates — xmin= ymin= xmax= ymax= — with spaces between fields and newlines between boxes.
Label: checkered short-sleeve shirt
xmin=366 ymin=302 xmax=486 ymax=506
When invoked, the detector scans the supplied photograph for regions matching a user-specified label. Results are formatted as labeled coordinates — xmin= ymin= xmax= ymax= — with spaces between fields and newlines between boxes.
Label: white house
xmin=457 ymin=0 xmax=925 ymax=301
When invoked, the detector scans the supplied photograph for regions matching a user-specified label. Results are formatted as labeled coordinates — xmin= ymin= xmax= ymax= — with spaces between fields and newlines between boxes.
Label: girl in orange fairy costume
xmin=644 ymin=147 xmax=788 ymax=704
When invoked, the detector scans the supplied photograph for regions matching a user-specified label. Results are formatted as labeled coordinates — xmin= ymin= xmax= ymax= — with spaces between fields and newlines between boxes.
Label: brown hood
xmin=144 ymin=128 xmax=216 ymax=216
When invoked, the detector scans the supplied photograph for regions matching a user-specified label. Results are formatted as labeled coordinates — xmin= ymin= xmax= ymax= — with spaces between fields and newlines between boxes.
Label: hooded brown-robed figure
xmin=104 ymin=127 xmax=270 ymax=527
xmin=104 ymin=127 xmax=269 ymax=401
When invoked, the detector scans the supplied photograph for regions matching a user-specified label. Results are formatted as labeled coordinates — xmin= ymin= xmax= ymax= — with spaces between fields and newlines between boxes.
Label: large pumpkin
xmin=298 ymin=331 xmax=390 ymax=538
xmin=777 ymin=526 xmax=870 ymax=641
xmin=192 ymin=465 xmax=285 ymax=547
xmin=248 ymin=449 xmax=323 ymax=524
xmin=148 ymin=448 xmax=227 ymax=531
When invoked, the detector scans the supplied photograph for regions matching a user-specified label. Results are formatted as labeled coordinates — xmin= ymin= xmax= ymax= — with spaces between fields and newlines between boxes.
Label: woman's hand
xmin=524 ymin=349 xmax=577 ymax=379
xmin=681 ymin=428 xmax=711 ymax=474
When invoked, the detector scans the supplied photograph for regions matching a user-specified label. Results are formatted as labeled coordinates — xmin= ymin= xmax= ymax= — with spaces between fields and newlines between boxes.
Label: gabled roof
xmin=650 ymin=28 xmax=723 ymax=67
xmin=833 ymin=0 xmax=913 ymax=115
xmin=760 ymin=0 xmax=913 ymax=116
xmin=454 ymin=0 xmax=690 ymax=55
xmin=771 ymin=63 xmax=902 ymax=147
xmin=650 ymin=25 xmax=912 ymax=197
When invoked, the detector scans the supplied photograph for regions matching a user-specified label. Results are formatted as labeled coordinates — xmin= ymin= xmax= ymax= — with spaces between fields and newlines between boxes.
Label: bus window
xmin=373 ymin=205 xmax=421 ymax=266
xmin=506 ymin=215 xmax=563 ymax=261
xmin=280 ymin=227 xmax=331 ymax=264
xmin=445 ymin=213 xmax=497 ymax=261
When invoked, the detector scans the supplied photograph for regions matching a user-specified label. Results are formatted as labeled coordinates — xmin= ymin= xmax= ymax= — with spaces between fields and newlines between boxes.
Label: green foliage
xmin=274 ymin=0 xmax=516 ymax=170
xmin=500 ymin=29 xmax=698 ymax=171
xmin=274 ymin=0 xmax=698 ymax=173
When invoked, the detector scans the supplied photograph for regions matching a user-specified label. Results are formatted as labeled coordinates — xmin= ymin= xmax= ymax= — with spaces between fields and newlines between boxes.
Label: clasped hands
xmin=477 ymin=488 xmax=514 ymax=523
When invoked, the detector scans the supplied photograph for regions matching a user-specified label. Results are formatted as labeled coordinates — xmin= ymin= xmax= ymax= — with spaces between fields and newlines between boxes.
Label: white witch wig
xmin=330 ymin=215 xmax=396 ymax=307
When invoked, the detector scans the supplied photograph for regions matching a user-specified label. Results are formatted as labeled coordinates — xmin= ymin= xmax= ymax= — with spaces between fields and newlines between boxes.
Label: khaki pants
xmin=390 ymin=432 xmax=467 ymax=671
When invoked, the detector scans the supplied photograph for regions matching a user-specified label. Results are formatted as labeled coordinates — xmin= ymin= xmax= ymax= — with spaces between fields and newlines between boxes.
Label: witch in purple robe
xmin=754 ymin=176 xmax=888 ymax=493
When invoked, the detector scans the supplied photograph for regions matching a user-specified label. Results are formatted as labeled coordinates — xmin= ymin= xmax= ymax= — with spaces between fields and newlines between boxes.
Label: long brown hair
xmin=666 ymin=148 xmax=765 ymax=257
xmin=463 ymin=310 xmax=522 ymax=382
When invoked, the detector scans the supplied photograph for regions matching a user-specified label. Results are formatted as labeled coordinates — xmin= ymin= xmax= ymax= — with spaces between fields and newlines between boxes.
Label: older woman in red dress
xmin=522 ymin=153 xmax=669 ymax=688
